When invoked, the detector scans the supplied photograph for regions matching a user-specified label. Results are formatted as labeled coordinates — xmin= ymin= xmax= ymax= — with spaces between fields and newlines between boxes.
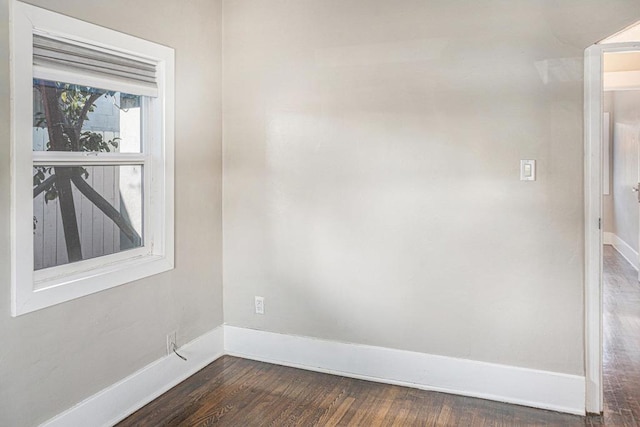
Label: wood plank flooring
xmin=598 ymin=244 xmax=640 ymax=426
xmin=117 ymin=246 xmax=640 ymax=426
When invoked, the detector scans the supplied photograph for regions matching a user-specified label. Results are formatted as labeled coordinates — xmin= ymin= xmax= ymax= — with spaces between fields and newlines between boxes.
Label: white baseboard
xmin=610 ymin=233 xmax=639 ymax=270
xmin=224 ymin=326 xmax=586 ymax=415
xmin=40 ymin=326 xmax=224 ymax=427
xmin=41 ymin=324 xmax=587 ymax=426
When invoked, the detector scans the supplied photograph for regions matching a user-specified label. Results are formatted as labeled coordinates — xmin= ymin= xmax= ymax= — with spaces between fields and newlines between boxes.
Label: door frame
xmin=584 ymin=41 xmax=640 ymax=414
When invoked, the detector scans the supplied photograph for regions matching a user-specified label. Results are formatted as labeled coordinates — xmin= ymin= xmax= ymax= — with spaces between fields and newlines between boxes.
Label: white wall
xmin=611 ymin=91 xmax=640 ymax=252
xmin=222 ymin=0 xmax=640 ymax=376
xmin=0 ymin=1 xmax=223 ymax=425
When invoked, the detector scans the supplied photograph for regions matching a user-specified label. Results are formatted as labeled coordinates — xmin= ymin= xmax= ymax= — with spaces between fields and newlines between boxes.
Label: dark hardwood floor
xmin=599 ymin=244 xmax=640 ymax=426
xmin=117 ymin=246 xmax=640 ymax=426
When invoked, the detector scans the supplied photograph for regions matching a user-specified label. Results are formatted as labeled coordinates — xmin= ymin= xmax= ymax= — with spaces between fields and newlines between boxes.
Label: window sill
xmin=12 ymin=253 xmax=174 ymax=316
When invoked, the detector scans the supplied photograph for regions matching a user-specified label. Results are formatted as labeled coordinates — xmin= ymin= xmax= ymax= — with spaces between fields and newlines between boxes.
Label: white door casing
xmin=584 ymin=41 xmax=640 ymax=414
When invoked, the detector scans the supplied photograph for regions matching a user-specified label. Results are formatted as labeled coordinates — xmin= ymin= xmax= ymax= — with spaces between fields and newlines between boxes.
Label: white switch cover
xmin=255 ymin=296 xmax=264 ymax=314
xmin=520 ymin=160 xmax=536 ymax=181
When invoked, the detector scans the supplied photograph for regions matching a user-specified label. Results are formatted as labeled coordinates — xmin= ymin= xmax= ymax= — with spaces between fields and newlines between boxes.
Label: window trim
xmin=10 ymin=1 xmax=175 ymax=316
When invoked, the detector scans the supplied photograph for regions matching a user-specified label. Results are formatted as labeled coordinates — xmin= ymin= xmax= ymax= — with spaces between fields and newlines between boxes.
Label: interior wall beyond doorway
xmin=603 ymin=90 xmax=640 ymax=265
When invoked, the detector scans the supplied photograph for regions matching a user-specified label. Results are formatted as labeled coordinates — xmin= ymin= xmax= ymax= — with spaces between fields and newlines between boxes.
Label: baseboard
xmin=40 ymin=323 xmax=586 ymax=425
xmin=610 ymin=233 xmax=639 ymax=270
xmin=40 ymin=325 xmax=224 ymax=427
xmin=224 ymin=326 xmax=586 ymax=415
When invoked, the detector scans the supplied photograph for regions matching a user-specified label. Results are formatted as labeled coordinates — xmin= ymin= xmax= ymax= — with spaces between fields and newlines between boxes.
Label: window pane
xmin=33 ymin=165 xmax=144 ymax=270
xmin=33 ymin=79 xmax=142 ymax=153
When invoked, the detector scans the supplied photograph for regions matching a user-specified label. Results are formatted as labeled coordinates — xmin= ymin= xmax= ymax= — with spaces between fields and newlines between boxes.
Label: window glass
xmin=33 ymin=165 xmax=143 ymax=270
xmin=32 ymin=79 xmax=142 ymax=153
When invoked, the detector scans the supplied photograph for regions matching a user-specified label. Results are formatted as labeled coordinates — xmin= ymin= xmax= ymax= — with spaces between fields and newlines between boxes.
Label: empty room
xmin=2 ymin=1 xmax=640 ymax=426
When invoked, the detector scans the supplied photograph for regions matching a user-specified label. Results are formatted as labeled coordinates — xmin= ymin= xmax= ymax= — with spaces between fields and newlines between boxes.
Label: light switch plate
xmin=520 ymin=160 xmax=536 ymax=181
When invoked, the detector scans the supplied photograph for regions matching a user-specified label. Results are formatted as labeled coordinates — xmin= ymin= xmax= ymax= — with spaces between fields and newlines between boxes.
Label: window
xmin=11 ymin=2 xmax=175 ymax=316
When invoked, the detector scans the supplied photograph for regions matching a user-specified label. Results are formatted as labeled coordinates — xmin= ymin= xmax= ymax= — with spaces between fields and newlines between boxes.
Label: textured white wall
xmin=222 ymin=0 xmax=640 ymax=376
xmin=0 ymin=1 xmax=223 ymax=425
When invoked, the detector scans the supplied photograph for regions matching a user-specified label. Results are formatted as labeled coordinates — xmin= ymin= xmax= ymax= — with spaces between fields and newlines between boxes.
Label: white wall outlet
xmin=166 ymin=331 xmax=177 ymax=355
xmin=255 ymin=296 xmax=265 ymax=315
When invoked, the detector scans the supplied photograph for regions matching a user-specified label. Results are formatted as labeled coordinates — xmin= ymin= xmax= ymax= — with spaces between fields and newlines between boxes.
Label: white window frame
xmin=10 ymin=1 xmax=175 ymax=316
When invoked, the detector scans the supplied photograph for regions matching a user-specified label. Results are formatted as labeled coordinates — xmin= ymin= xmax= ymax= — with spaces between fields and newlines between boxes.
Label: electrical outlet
xmin=255 ymin=296 xmax=265 ymax=315
xmin=166 ymin=331 xmax=177 ymax=355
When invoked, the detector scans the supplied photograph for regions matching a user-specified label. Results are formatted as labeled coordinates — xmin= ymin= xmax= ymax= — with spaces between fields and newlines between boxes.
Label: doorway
xmin=584 ymin=25 xmax=640 ymax=416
